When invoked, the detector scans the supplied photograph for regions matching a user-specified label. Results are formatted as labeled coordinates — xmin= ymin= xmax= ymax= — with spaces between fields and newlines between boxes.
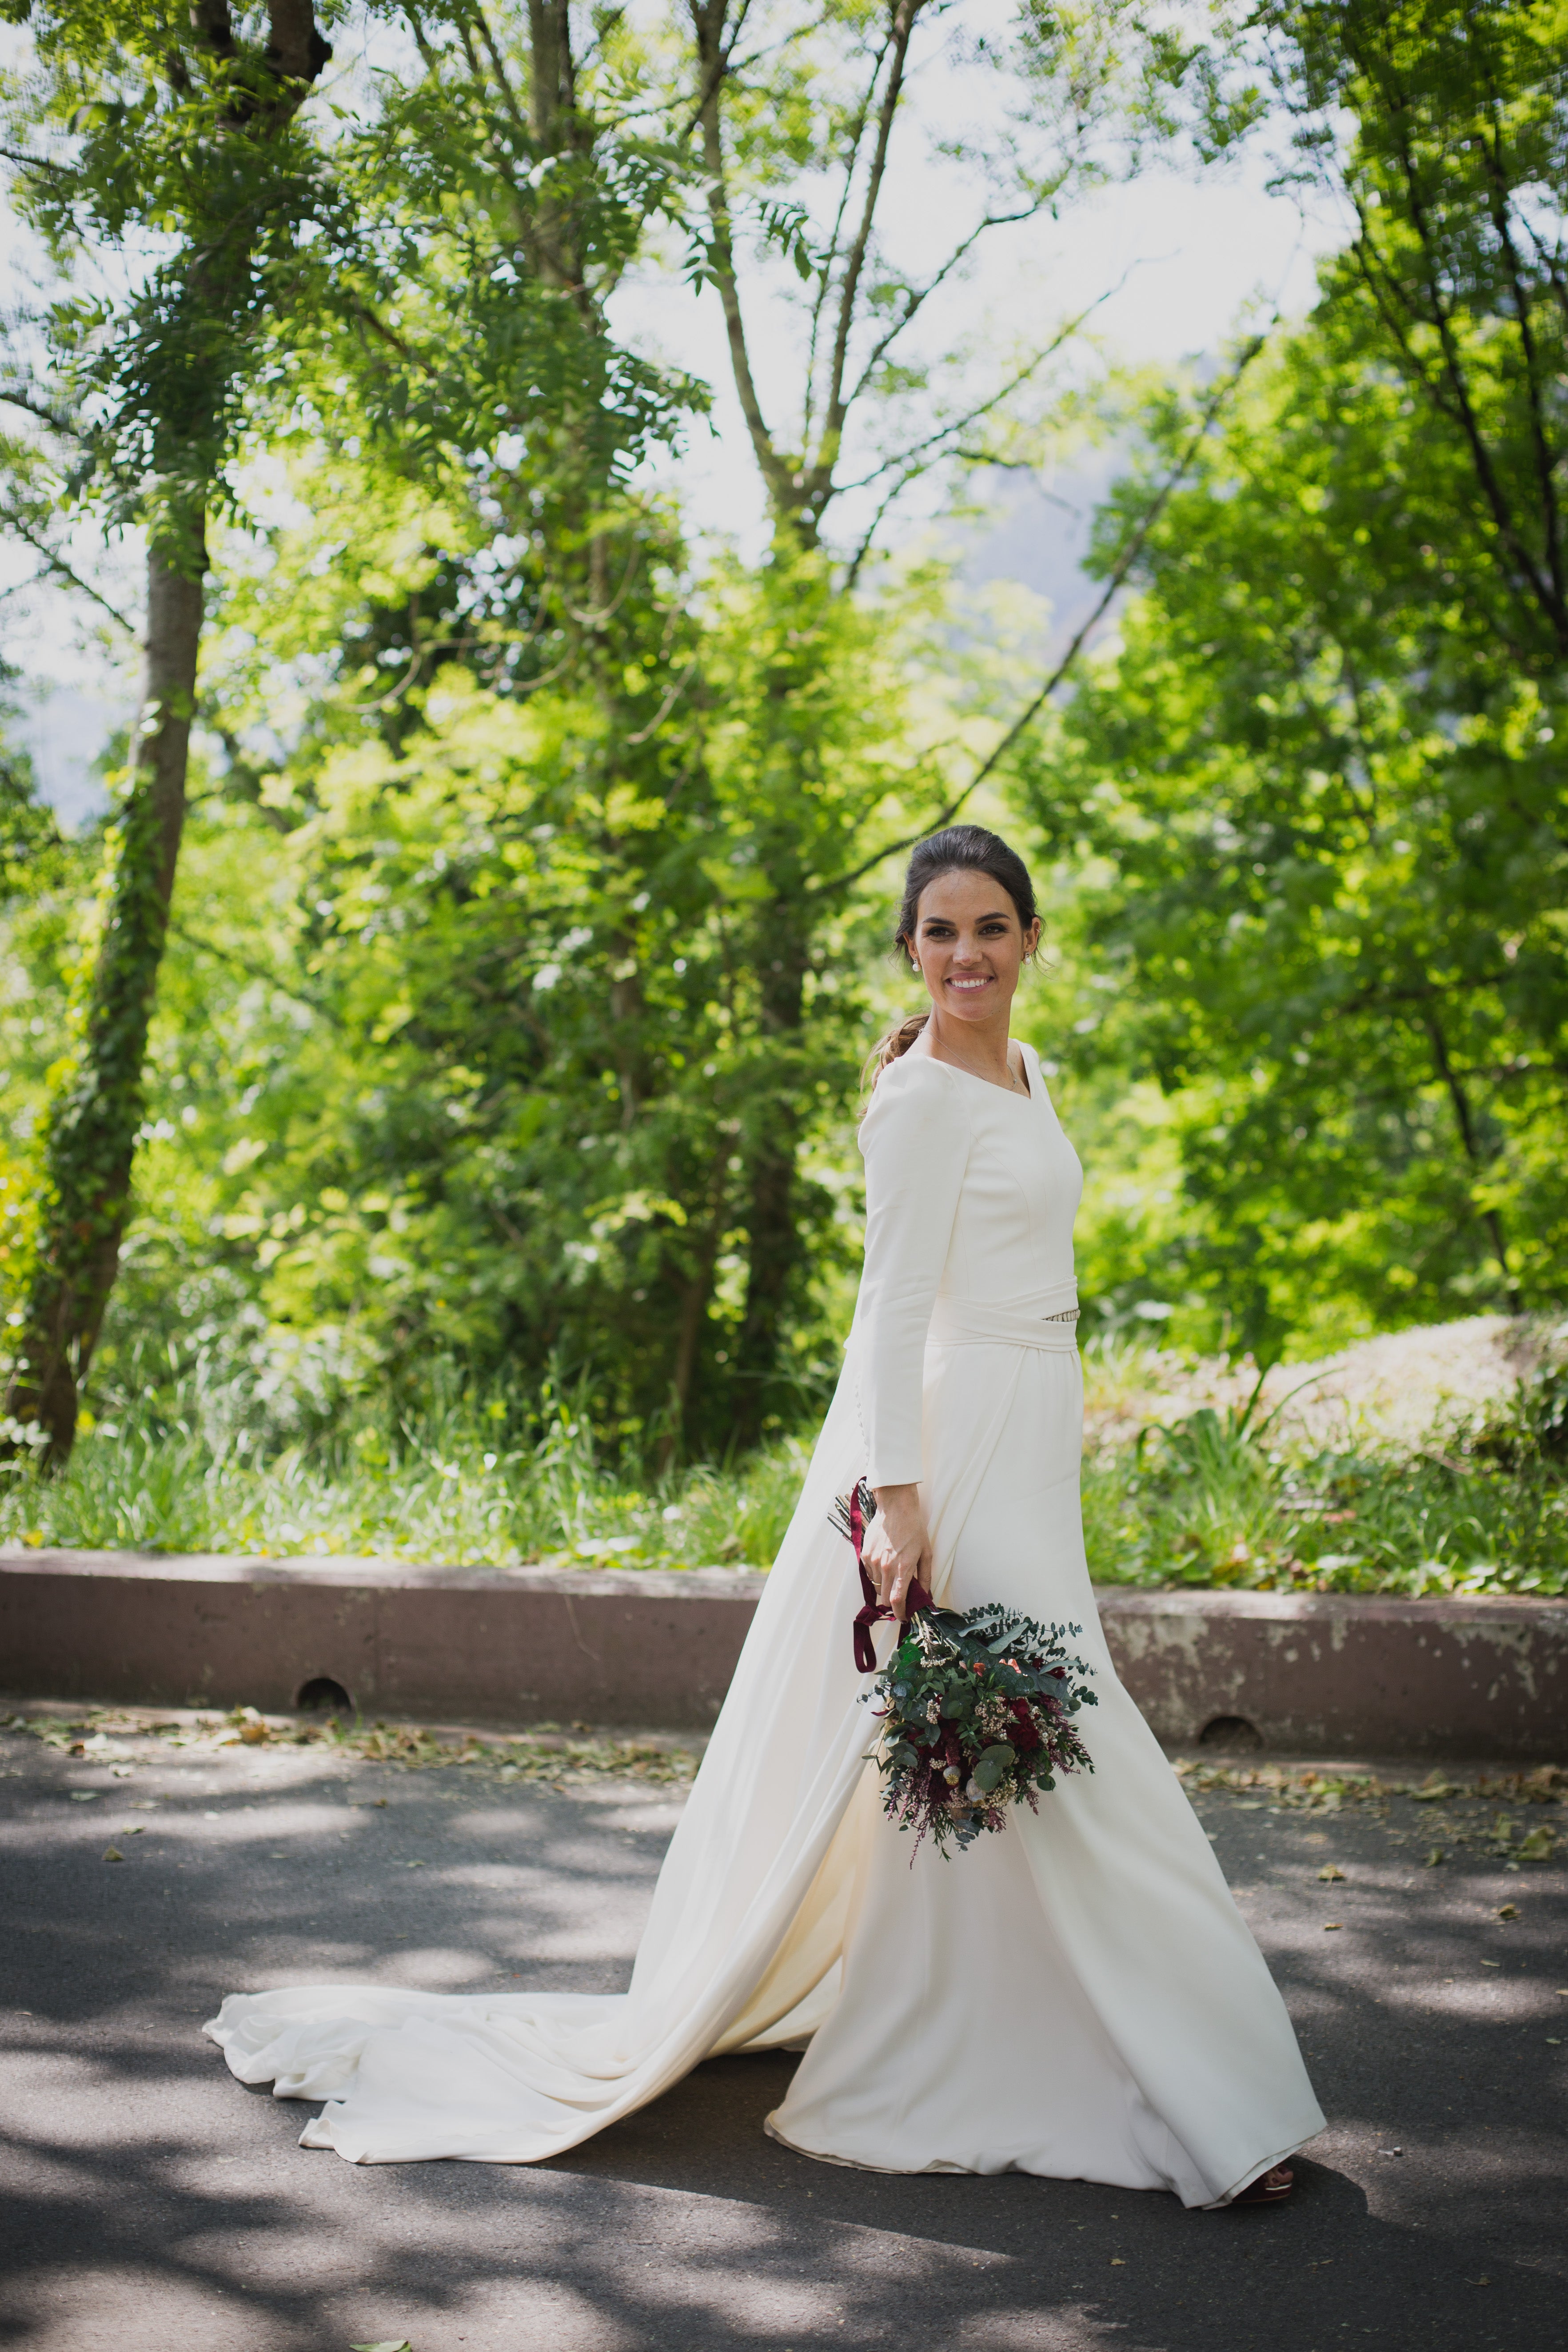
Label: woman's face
xmin=907 ymin=867 xmax=1039 ymax=1025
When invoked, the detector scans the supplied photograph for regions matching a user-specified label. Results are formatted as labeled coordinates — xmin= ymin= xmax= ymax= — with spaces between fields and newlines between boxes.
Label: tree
xmin=56 ymin=3 xmax=761 ymax=1462
xmin=0 ymin=0 xmax=702 ymax=1463
xmin=0 ymin=0 xmax=335 ymax=1461
xmin=651 ymin=0 xmax=1219 ymax=1436
xmin=1024 ymin=0 xmax=1568 ymax=1351
xmin=1256 ymin=0 xmax=1568 ymax=668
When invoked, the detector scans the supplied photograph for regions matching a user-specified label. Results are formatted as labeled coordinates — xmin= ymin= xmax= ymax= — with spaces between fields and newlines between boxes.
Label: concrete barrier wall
xmin=1096 ymin=1586 xmax=1566 ymax=1758
xmin=2 ymin=1548 xmax=1564 ymax=1754
xmin=0 ymin=1551 xmax=762 ymax=1731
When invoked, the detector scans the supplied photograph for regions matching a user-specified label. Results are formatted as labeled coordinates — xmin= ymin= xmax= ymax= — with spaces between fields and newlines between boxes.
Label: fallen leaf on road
xmin=1516 ymin=1826 xmax=1556 ymax=1862
xmin=1322 ymin=1921 xmax=1342 ymax=1931
xmin=68 ymin=1791 xmax=97 ymax=1802
xmin=1495 ymin=1903 xmax=1519 ymax=1920
xmin=1109 ymin=2258 xmax=1125 ymax=2267
xmin=1317 ymin=1864 xmax=1345 ymax=1882
xmin=1423 ymin=1848 xmax=1445 ymax=1867
xmin=350 ymin=2341 xmax=413 ymax=2351
xmin=1376 ymin=2146 xmax=1403 ymax=2156
xmin=102 ymin=1847 xmax=123 ymax=1863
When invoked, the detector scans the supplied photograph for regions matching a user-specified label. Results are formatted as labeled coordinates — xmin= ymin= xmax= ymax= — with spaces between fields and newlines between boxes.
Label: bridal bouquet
xmin=832 ymin=1480 xmax=1097 ymax=1858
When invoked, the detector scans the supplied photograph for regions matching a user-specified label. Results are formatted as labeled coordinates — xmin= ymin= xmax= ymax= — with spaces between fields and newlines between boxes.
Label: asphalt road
xmin=1 ymin=1710 xmax=1564 ymax=2352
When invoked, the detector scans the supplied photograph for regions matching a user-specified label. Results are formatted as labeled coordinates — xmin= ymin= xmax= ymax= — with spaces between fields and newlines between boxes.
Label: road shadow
xmin=2 ymin=1734 xmax=1563 ymax=2351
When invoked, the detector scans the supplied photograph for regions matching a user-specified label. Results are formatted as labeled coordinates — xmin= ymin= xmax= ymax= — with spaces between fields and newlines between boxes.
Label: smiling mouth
xmin=947 ymin=976 xmax=993 ymax=992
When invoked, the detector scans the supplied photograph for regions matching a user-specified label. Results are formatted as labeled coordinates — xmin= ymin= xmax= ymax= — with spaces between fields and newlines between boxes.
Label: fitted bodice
xmin=851 ymin=1041 xmax=1083 ymax=1486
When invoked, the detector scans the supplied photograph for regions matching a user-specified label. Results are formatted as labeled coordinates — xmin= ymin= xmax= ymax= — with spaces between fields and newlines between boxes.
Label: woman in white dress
xmin=209 ymin=825 xmax=1323 ymax=2205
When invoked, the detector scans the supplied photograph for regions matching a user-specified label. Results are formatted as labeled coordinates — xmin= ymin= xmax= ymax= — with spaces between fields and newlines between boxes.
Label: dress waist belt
xmin=927 ymin=1286 xmax=1080 ymax=1351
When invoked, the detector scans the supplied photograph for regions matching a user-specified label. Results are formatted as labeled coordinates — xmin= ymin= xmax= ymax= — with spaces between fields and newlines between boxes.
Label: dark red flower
xmin=1009 ymin=1697 xmax=1042 ymax=1753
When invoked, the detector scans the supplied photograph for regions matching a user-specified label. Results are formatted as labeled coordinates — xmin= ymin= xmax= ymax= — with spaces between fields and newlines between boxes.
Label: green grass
xmin=3 ymin=1348 xmax=1564 ymax=1598
xmin=0 ymin=1378 xmax=810 ymax=1573
xmin=1080 ymin=1386 xmax=1568 ymax=1600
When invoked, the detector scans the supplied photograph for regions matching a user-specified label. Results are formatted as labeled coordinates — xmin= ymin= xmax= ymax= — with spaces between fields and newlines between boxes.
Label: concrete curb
xmin=1096 ymin=1585 xmax=1566 ymax=1759
xmin=0 ymin=1549 xmax=763 ymax=1732
xmin=2 ymin=1548 xmax=1564 ymax=1754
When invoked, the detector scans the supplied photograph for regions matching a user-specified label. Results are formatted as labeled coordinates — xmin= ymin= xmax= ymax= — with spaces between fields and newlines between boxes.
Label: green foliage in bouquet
xmin=864 ymin=1604 xmax=1097 ymax=1859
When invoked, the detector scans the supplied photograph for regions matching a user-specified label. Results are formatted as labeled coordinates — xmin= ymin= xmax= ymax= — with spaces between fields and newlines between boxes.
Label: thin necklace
xmin=917 ymin=987 xmax=1028 ymax=1093
xmin=945 ymin=1044 xmax=1028 ymax=1096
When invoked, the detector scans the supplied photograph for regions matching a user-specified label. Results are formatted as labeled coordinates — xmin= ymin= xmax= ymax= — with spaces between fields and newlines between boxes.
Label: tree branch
xmin=690 ymin=0 xmax=793 ymax=508
xmin=0 ymin=385 xmax=87 ymax=441
xmin=0 ymin=145 xmax=72 ymax=180
xmin=471 ymin=0 xmax=534 ymax=151
xmin=1372 ymin=100 xmax=1568 ymax=651
xmin=813 ymin=334 xmax=1269 ymax=897
xmin=842 ymin=203 xmax=1044 ymax=417
xmin=839 ymin=346 xmax=1093 ymax=589
xmin=802 ymin=33 xmax=890 ymax=456
xmin=838 ymin=277 xmax=1130 ymax=585
xmin=679 ymin=0 xmax=757 ymax=141
xmin=1422 ymin=1004 xmax=1518 ymax=1311
xmin=806 ymin=0 xmax=921 ymax=514
xmin=1472 ymin=105 xmax=1565 ymax=619
xmin=0 ymin=511 xmax=138 ymax=634
xmin=169 ymin=917 xmax=335 ymax=1020
xmin=1517 ymin=215 xmax=1568 ymax=336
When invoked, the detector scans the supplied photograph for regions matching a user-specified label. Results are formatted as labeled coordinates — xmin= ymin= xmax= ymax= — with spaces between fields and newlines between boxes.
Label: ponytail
xmin=863 ymin=1009 xmax=930 ymax=1091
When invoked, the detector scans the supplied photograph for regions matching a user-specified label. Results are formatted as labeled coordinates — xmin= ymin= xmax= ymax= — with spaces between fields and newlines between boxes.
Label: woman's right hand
xmin=862 ymin=1482 xmax=933 ymax=1619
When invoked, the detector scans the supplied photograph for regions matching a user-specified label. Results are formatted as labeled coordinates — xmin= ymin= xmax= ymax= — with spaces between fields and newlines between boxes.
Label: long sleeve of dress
xmin=854 ymin=1055 xmax=971 ymax=1487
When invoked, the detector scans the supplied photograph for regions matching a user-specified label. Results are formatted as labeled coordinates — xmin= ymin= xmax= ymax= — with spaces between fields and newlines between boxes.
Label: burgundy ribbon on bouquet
xmin=848 ymin=1483 xmax=934 ymax=1673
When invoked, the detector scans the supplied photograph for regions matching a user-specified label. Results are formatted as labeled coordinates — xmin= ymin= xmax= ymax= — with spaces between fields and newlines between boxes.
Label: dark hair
xmin=893 ymin=824 xmax=1038 ymax=953
xmin=870 ymin=826 xmax=1039 ymax=1077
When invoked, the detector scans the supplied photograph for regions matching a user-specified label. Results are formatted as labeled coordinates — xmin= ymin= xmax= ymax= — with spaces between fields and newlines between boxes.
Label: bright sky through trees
xmin=0 ymin=1 xmax=1340 ymax=817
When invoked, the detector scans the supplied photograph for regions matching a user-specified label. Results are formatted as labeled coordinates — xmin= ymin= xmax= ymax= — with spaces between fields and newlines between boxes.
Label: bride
xmin=209 ymin=823 xmax=1324 ymax=2205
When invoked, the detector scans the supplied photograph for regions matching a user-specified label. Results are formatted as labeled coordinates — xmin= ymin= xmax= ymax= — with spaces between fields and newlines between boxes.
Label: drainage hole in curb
xmin=1198 ymin=1715 xmax=1264 ymax=1752
xmin=295 ymin=1676 xmax=354 ymax=1714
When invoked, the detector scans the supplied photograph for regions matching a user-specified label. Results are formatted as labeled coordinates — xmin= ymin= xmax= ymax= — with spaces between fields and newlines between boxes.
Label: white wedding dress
xmin=207 ymin=1043 xmax=1324 ymax=2204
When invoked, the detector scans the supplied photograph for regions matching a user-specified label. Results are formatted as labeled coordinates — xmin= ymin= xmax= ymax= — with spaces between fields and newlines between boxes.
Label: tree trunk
xmin=1 ymin=1 xmax=328 ymax=1468
xmin=525 ymin=0 xmax=590 ymax=295
xmin=661 ymin=1150 xmax=730 ymax=1468
xmin=4 ymin=537 xmax=206 ymax=1463
xmin=731 ymin=919 xmax=808 ymax=1447
xmin=1423 ymin=1008 xmax=1522 ymax=1314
